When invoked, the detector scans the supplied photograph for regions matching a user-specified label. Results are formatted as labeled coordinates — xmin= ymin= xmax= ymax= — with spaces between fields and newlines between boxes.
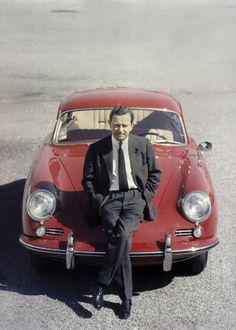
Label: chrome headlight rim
xmin=181 ymin=190 xmax=212 ymax=223
xmin=26 ymin=189 xmax=56 ymax=222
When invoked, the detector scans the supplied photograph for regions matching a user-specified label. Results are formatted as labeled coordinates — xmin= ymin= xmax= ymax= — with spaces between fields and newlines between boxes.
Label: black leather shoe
xmin=92 ymin=286 xmax=104 ymax=310
xmin=119 ymin=299 xmax=132 ymax=319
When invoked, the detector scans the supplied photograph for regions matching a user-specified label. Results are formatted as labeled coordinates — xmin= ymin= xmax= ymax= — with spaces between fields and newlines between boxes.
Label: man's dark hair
xmin=109 ymin=104 xmax=134 ymax=124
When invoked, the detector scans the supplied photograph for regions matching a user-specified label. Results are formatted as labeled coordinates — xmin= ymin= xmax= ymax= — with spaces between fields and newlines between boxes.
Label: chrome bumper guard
xmin=163 ymin=232 xmax=172 ymax=272
xmin=66 ymin=232 xmax=75 ymax=270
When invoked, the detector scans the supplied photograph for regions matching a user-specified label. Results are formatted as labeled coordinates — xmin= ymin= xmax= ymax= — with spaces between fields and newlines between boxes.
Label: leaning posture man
xmin=82 ymin=105 xmax=161 ymax=319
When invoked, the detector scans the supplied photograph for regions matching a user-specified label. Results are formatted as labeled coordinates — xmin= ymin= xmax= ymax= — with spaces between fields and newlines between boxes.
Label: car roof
xmin=59 ymin=88 xmax=182 ymax=115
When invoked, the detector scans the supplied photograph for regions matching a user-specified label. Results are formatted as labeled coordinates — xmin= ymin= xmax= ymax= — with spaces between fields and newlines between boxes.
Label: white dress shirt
xmin=109 ymin=135 xmax=137 ymax=191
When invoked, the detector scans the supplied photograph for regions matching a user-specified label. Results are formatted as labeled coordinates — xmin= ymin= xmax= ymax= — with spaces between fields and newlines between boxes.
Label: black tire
xmin=30 ymin=253 xmax=50 ymax=273
xmin=189 ymin=252 xmax=208 ymax=275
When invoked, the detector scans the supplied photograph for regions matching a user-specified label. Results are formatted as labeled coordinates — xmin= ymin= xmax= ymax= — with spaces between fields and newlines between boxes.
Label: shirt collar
xmin=111 ymin=135 xmax=129 ymax=147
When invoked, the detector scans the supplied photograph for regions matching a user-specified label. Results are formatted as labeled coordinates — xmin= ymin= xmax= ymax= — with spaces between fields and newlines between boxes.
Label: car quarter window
xmin=55 ymin=109 xmax=186 ymax=144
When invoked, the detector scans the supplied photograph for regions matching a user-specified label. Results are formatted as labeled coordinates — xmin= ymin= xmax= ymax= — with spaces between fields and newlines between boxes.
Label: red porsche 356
xmin=20 ymin=88 xmax=218 ymax=274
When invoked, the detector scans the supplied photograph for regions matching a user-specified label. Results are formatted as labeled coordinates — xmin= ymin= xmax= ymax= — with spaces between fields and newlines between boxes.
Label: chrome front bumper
xmin=19 ymin=232 xmax=219 ymax=271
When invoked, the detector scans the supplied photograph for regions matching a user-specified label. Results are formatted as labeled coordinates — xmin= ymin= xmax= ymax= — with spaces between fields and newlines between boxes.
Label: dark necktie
xmin=118 ymin=142 xmax=129 ymax=191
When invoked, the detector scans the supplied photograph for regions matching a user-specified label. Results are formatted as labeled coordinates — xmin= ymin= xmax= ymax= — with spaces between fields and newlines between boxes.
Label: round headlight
xmin=181 ymin=191 xmax=211 ymax=222
xmin=27 ymin=190 xmax=56 ymax=222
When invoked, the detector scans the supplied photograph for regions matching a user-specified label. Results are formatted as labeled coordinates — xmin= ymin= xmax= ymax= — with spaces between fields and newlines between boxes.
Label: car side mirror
xmin=198 ymin=141 xmax=212 ymax=152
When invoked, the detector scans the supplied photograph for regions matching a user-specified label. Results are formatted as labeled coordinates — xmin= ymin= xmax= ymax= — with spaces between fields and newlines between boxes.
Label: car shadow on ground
xmin=0 ymin=179 xmax=195 ymax=319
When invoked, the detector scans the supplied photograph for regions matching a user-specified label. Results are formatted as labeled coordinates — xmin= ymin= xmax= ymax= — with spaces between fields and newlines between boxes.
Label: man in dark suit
xmin=82 ymin=104 xmax=161 ymax=319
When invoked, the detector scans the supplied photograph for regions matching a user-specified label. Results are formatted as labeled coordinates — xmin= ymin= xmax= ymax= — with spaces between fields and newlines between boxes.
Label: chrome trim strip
xmin=19 ymin=238 xmax=65 ymax=255
xmin=19 ymin=238 xmax=219 ymax=257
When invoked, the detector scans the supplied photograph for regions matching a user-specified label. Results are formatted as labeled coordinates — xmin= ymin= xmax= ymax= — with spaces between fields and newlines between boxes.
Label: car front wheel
xmin=189 ymin=252 xmax=208 ymax=275
xmin=30 ymin=253 xmax=50 ymax=273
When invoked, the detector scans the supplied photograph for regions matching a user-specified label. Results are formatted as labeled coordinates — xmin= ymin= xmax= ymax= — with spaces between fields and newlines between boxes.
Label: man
xmin=82 ymin=104 xmax=161 ymax=319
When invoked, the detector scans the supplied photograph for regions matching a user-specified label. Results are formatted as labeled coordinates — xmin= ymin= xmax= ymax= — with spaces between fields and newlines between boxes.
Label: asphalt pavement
xmin=0 ymin=1 xmax=235 ymax=329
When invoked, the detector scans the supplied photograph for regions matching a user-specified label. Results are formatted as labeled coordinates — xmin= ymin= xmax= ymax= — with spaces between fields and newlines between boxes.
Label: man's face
xmin=109 ymin=113 xmax=134 ymax=142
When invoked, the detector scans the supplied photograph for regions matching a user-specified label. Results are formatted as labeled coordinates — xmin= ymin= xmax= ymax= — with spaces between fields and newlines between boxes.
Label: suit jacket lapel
xmin=102 ymin=135 xmax=113 ymax=183
xmin=128 ymin=134 xmax=139 ymax=184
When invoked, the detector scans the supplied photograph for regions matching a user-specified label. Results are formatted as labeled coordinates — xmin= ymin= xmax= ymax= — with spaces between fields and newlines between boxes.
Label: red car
xmin=20 ymin=88 xmax=218 ymax=274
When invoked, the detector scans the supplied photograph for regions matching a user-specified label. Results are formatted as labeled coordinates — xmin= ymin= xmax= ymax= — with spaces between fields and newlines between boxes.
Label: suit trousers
xmin=98 ymin=189 xmax=146 ymax=300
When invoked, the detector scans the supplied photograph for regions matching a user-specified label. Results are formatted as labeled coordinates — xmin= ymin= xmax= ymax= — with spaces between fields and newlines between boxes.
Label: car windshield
xmin=54 ymin=108 xmax=186 ymax=145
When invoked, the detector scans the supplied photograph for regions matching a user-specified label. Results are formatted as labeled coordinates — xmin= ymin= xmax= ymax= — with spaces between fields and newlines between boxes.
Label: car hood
xmin=55 ymin=144 xmax=198 ymax=208
xmin=32 ymin=143 xmax=215 ymax=246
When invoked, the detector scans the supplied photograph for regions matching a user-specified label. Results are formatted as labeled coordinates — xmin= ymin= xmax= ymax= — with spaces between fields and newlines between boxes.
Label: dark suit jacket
xmin=82 ymin=134 xmax=161 ymax=227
